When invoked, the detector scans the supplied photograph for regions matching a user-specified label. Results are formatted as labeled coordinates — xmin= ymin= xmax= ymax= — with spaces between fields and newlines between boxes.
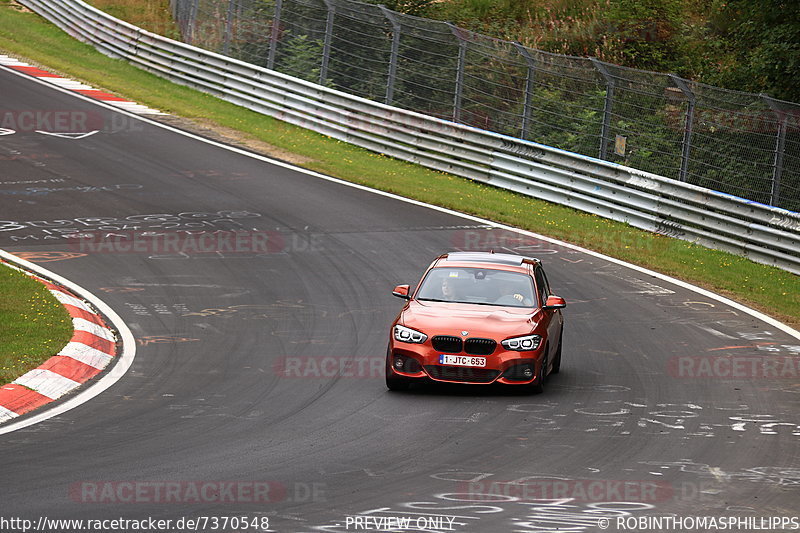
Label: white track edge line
xmin=1 ymin=63 xmax=797 ymax=345
xmin=0 ymin=249 xmax=136 ymax=435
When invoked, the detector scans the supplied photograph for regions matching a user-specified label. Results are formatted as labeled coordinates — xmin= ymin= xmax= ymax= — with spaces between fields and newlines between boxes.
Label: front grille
xmin=425 ymin=365 xmax=500 ymax=383
xmin=432 ymin=335 xmax=462 ymax=353
xmin=465 ymin=337 xmax=496 ymax=355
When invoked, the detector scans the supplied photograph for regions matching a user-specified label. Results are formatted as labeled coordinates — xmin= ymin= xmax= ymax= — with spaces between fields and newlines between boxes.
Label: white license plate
xmin=439 ymin=354 xmax=486 ymax=367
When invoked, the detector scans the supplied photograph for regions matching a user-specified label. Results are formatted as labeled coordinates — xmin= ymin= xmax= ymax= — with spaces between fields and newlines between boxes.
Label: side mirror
xmin=392 ymin=284 xmax=410 ymax=299
xmin=543 ymin=295 xmax=566 ymax=309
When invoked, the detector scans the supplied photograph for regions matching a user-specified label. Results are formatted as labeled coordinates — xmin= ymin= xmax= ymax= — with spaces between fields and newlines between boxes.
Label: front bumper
xmin=388 ymin=341 xmax=545 ymax=385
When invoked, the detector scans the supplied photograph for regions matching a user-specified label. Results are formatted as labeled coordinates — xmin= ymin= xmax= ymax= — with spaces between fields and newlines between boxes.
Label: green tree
xmin=278 ymin=33 xmax=326 ymax=84
xmin=369 ymin=0 xmax=439 ymax=17
xmin=709 ymin=0 xmax=800 ymax=102
xmin=598 ymin=0 xmax=684 ymax=73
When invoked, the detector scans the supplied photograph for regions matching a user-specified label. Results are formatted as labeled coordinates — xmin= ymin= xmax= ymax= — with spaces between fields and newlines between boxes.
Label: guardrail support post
xmin=320 ymin=0 xmax=336 ymax=85
xmin=590 ymin=58 xmax=615 ymax=161
xmin=222 ymin=0 xmax=235 ymax=56
xmin=762 ymin=94 xmax=787 ymax=206
xmin=380 ymin=6 xmax=401 ymax=106
xmin=514 ymin=42 xmax=536 ymax=141
xmin=669 ymin=75 xmax=695 ymax=183
xmin=267 ymin=0 xmax=283 ymax=70
xmin=447 ymin=23 xmax=467 ymax=123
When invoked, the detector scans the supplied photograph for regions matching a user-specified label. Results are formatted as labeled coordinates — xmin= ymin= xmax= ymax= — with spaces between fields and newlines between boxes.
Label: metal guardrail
xmin=170 ymin=0 xmax=800 ymax=213
xmin=18 ymin=0 xmax=800 ymax=275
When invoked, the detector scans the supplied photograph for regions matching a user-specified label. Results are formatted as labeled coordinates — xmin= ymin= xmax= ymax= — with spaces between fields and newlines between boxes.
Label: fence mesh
xmin=169 ymin=0 xmax=800 ymax=212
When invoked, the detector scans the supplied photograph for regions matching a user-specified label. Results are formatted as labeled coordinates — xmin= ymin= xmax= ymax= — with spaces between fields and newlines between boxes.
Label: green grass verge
xmin=0 ymin=4 xmax=798 ymax=328
xmin=0 ymin=264 xmax=73 ymax=384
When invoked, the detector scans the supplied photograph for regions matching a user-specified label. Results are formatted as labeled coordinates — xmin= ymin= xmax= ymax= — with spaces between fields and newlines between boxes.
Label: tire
xmin=526 ymin=350 xmax=547 ymax=394
xmin=386 ymin=375 xmax=411 ymax=391
xmin=551 ymin=336 xmax=562 ymax=375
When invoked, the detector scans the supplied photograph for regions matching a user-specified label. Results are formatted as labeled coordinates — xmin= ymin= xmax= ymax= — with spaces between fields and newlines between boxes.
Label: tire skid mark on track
xmin=508 ymin=397 xmax=800 ymax=439
xmin=307 ymin=485 xmax=655 ymax=532
xmin=308 ymin=462 xmax=800 ymax=532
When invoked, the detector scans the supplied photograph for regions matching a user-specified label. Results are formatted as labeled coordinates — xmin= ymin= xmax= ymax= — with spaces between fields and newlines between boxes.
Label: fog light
xmin=394 ymin=357 xmax=405 ymax=369
xmin=502 ymin=363 xmax=535 ymax=381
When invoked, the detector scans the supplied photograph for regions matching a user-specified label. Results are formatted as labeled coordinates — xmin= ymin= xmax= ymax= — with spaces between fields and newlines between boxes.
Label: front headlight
xmin=501 ymin=334 xmax=541 ymax=351
xmin=393 ymin=324 xmax=428 ymax=344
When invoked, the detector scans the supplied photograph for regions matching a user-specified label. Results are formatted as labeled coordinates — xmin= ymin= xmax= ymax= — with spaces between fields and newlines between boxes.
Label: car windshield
xmin=416 ymin=267 xmax=536 ymax=308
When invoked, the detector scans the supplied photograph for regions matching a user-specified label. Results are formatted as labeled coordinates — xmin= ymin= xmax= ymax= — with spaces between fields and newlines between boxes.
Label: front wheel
xmin=551 ymin=337 xmax=562 ymax=374
xmin=386 ymin=374 xmax=411 ymax=391
xmin=525 ymin=351 xmax=547 ymax=394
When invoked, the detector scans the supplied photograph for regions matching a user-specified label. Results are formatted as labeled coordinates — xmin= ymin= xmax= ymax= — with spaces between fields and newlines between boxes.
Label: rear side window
xmin=533 ymin=267 xmax=550 ymax=305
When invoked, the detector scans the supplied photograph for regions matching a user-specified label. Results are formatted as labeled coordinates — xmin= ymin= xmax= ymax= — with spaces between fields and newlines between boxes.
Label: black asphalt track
xmin=1 ymin=66 xmax=798 ymax=532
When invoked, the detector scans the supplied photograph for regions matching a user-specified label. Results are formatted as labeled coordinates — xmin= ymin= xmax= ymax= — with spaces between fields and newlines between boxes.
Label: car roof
xmin=435 ymin=251 xmax=540 ymax=272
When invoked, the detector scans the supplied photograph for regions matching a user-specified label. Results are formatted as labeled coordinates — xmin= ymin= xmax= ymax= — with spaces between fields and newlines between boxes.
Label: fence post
xmin=762 ymin=94 xmax=787 ymax=206
xmin=670 ymin=75 xmax=695 ymax=183
xmin=447 ymin=23 xmax=467 ymax=123
xmin=514 ymin=42 xmax=535 ymax=141
xmin=379 ymin=5 xmax=401 ymax=106
xmin=320 ymin=0 xmax=336 ymax=85
xmin=222 ymin=0 xmax=235 ymax=55
xmin=590 ymin=58 xmax=614 ymax=161
xmin=267 ymin=0 xmax=283 ymax=70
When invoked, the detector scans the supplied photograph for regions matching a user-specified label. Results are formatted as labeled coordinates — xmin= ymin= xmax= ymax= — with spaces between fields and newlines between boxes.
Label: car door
xmin=534 ymin=265 xmax=563 ymax=362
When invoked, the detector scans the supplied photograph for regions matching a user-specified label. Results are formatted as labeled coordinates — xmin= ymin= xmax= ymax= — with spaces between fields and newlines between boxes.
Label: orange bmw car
xmin=387 ymin=252 xmax=566 ymax=392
